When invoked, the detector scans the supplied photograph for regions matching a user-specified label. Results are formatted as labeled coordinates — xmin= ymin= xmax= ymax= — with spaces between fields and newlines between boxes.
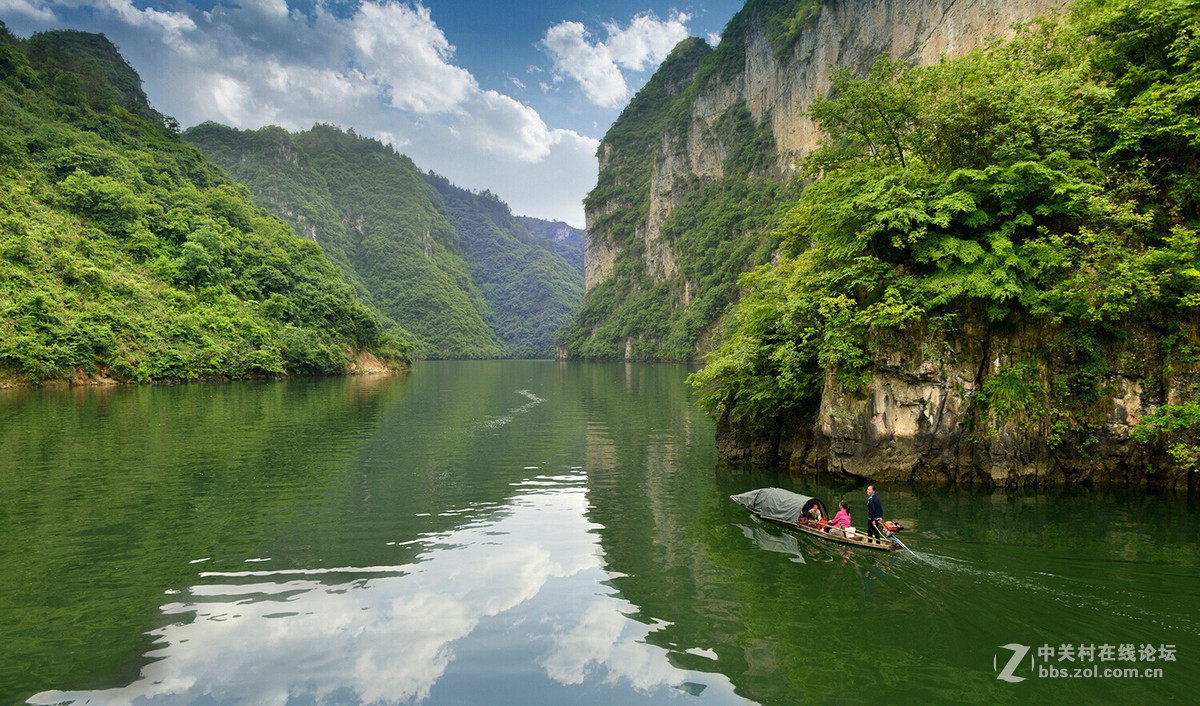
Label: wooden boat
xmin=731 ymin=487 xmax=901 ymax=552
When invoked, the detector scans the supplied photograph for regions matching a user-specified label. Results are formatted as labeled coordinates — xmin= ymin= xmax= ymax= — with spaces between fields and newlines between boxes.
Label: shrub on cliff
xmin=692 ymin=0 xmax=1200 ymax=445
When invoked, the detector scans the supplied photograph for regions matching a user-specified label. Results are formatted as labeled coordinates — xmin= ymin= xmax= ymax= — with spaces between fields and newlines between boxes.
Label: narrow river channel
xmin=2 ymin=361 xmax=1196 ymax=703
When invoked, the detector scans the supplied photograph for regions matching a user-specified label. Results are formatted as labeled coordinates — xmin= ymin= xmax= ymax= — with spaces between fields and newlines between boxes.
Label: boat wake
xmin=479 ymin=389 xmax=545 ymax=430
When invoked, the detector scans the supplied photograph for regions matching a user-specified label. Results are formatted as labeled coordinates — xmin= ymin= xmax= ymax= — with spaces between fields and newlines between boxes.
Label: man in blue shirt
xmin=866 ymin=485 xmax=883 ymax=538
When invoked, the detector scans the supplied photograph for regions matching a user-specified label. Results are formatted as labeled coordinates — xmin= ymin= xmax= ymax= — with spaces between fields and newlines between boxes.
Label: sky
xmin=1 ymin=0 xmax=745 ymax=227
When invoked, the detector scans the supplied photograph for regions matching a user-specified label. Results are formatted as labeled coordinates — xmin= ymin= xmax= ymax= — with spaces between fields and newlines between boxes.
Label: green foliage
xmin=1131 ymin=402 xmax=1200 ymax=471
xmin=425 ymin=176 xmax=583 ymax=358
xmin=974 ymin=361 xmax=1045 ymax=422
xmin=185 ymin=122 xmax=581 ymax=359
xmin=0 ymin=29 xmax=404 ymax=383
xmin=807 ymin=55 xmax=919 ymax=169
xmin=693 ymin=0 xmax=1200 ymax=448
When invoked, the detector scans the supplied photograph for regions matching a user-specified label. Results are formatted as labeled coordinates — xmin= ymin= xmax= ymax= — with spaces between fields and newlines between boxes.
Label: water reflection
xmin=735 ymin=523 xmax=806 ymax=564
xmin=30 ymin=476 xmax=743 ymax=705
xmin=9 ymin=364 xmax=1200 ymax=704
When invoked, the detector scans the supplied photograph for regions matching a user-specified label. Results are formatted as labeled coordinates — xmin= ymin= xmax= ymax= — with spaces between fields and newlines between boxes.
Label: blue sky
xmin=1 ymin=0 xmax=744 ymax=226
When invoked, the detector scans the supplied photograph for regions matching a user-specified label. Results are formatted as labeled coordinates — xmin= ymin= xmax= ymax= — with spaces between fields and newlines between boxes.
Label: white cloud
xmin=206 ymin=74 xmax=257 ymax=126
xmin=541 ymin=20 xmax=627 ymax=108
xmin=460 ymin=89 xmax=558 ymax=162
xmin=540 ymin=11 xmax=692 ymax=108
xmin=350 ymin=1 xmax=475 ymax=114
xmin=3 ymin=1 xmax=598 ymax=225
xmin=243 ymin=0 xmax=288 ymax=21
xmin=85 ymin=0 xmax=196 ymax=42
xmin=603 ymin=11 xmax=690 ymax=71
xmin=0 ymin=0 xmax=56 ymax=23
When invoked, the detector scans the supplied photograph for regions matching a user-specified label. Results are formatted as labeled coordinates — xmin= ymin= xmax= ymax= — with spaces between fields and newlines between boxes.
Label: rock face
xmin=585 ymin=0 xmax=1070 ymax=296
xmin=715 ymin=312 xmax=1197 ymax=492
xmin=578 ymin=0 xmax=1198 ymax=490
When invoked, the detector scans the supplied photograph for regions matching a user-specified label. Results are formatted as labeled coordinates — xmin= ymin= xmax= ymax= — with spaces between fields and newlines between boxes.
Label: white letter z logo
xmin=994 ymin=643 xmax=1030 ymax=682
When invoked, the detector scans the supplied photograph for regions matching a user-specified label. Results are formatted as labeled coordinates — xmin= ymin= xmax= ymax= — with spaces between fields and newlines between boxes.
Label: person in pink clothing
xmin=828 ymin=501 xmax=852 ymax=531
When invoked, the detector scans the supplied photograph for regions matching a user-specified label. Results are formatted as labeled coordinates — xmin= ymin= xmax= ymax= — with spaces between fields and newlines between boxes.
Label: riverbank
xmin=0 ymin=349 xmax=405 ymax=389
xmin=715 ymin=407 xmax=1197 ymax=494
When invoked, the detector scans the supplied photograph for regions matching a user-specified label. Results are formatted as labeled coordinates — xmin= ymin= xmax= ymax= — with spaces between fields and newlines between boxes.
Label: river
xmin=1 ymin=361 xmax=1196 ymax=703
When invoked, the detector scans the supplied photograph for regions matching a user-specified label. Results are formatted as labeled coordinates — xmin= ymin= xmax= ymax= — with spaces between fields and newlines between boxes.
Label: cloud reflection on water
xmin=31 ymin=478 xmax=741 ymax=705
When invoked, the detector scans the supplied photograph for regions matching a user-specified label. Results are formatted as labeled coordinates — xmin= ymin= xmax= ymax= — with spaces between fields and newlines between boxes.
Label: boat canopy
xmin=730 ymin=487 xmax=827 ymax=523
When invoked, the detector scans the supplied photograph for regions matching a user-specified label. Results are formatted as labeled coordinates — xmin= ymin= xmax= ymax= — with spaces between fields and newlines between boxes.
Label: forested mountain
xmin=562 ymin=0 xmax=1074 ymax=362
xmin=185 ymin=124 xmax=583 ymax=359
xmin=423 ymin=175 xmax=583 ymax=358
xmin=517 ymin=216 xmax=585 ymax=276
xmin=571 ymin=0 xmax=1200 ymax=488
xmin=0 ymin=25 xmax=404 ymax=384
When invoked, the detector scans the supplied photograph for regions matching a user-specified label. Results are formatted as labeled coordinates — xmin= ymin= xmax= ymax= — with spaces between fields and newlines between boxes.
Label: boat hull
xmin=736 ymin=504 xmax=901 ymax=551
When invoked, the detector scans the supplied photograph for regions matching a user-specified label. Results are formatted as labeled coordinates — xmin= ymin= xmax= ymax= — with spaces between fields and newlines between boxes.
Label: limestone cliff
xmin=567 ymin=0 xmax=1200 ymax=491
xmin=564 ymin=0 xmax=1069 ymax=360
xmin=714 ymin=312 xmax=1199 ymax=492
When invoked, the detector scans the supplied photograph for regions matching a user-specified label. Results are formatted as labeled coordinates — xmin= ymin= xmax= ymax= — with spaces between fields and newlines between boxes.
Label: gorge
xmin=564 ymin=0 xmax=1200 ymax=491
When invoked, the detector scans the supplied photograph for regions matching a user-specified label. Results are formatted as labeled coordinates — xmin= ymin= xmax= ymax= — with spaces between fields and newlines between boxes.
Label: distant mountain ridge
xmin=184 ymin=123 xmax=583 ymax=359
xmin=518 ymin=216 xmax=585 ymax=276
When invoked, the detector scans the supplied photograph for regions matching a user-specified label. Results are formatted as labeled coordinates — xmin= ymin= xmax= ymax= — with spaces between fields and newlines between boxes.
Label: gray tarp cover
xmin=730 ymin=487 xmax=818 ymax=523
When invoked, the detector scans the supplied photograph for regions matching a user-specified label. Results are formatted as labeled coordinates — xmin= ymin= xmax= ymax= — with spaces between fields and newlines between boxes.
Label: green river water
xmin=1 ymin=361 xmax=1197 ymax=704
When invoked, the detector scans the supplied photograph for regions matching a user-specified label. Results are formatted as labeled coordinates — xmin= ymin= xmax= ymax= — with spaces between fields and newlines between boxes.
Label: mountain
xmin=423 ymin=175 xmax=584 ymax=358
xmin=559 ymin=0 xmax=1071 ymax=361
xmin=570 ymin=0 xmax=1200 ymax=490
xmin=517 ymin=216 xmax=585 ymax=276
xmin=184 ymin=124 xmax=583 ymax=359
xmin=0 ymin=25 xmax=404 ymax=385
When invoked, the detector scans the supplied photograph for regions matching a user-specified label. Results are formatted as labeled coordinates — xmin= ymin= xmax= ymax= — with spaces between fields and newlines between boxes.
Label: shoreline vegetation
xmin=0 ymin=348 xmax=404 ymax=390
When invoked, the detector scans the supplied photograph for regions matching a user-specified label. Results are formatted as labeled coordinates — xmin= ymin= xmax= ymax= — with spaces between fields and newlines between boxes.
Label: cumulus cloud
xmin=604 ymin=11 xmax=690 ymax=71
xmin=82 ymin=0 xmax=196 ymax=42
xmin=2 ymin=1 xmax=597 ymax=225
xmin=0 ymin=0 xmax=57 ymax=23
xmin=540 ymin=11 xmax=691 ymax=108
xmin=350 ymin=1 xmax=474 ymax=114
xmin=541 ymin=20 xmax=628 ymax=108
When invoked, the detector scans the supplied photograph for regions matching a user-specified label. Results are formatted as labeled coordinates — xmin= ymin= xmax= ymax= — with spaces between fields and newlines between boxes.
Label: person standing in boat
xmin=828 ymin=501 xmax=852 ymax=533
xmin=866 ymin=485 xmax=883 ymax=539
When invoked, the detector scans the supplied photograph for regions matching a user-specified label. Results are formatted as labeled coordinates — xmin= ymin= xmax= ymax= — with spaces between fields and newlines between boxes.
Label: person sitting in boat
xmin=828 ymin=501 xmax=852 ymax=534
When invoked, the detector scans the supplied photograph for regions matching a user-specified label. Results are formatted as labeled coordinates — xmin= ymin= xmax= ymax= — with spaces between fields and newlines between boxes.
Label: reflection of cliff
xmin=588 ymin=444 xmax=1200 ymax=703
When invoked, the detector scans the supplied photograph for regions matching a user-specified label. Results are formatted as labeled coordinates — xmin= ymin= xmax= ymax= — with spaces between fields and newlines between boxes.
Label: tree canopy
xmin=0 ymin=25 xmax=406 ymax=383
xmin=691 ymin=0 xmax=1200 ymax=457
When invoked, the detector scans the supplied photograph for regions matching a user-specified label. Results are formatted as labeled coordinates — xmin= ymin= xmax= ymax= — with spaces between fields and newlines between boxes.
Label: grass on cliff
xmin=560 ymin=100 xmax=792 ymax=360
